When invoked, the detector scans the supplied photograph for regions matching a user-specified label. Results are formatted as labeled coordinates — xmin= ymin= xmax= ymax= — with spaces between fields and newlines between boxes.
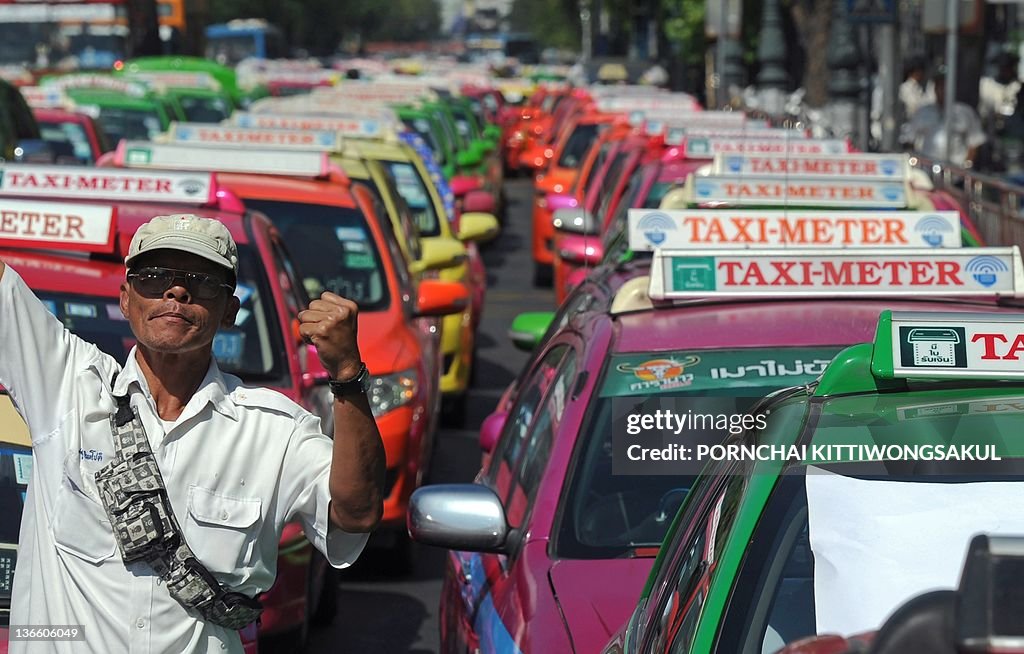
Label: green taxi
xmin=603 ymin=308 xmax=1024 ymax=654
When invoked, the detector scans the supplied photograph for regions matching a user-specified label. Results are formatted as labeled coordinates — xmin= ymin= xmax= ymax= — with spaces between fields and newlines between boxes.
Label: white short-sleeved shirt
xmin=903 ymin=102 xmax=987 ymax=166
xmin=0 ymin=266 xmax=368 ymax=653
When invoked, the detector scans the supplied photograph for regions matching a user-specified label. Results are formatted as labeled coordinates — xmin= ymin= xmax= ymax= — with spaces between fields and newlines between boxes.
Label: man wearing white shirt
xmin=0 ymin=214 xmax=386 ymax=652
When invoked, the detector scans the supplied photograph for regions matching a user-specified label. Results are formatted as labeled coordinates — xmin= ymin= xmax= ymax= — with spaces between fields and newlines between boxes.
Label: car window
xmin=504 ymin=349 xmax=577 ymax=533
xmin=39 ymin=120 xmax=94 ymax=164
xmin=557 ymin=123 xmax=599 ymax=168
xmin=657 ymin=476 xmax=745 ymax=654
xmin=604 ymin=169 xmax=646 ymax=251
xmin=242 ymin=199 xmax=390 ymax=311
xmin=487 ymin=345 xmax=568 ymax=497
xmin=594 ymin=151 xmax=631 ymax=218
xmin=95 ymin=107 xmax=164 ymax=143
xmin=381 ymin=159 xmax=441 ymax=238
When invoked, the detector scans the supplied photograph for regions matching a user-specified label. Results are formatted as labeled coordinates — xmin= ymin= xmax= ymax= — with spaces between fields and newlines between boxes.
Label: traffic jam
xmin=1 ymin=58 xmax=1023 ymax=654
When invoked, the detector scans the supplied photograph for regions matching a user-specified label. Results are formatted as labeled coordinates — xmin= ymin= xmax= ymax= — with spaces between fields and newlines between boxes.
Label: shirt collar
xmin=114 ymin=347 xmax=239 ymax=421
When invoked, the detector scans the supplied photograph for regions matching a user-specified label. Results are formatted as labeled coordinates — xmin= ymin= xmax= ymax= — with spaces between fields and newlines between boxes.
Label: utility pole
xmin=826 ymin=0 xmax=862 ymax=143
xmin=580 ymin=0 xmax=592 ymax=65
xmin=756 ymin=0 xmax=789 ymax=118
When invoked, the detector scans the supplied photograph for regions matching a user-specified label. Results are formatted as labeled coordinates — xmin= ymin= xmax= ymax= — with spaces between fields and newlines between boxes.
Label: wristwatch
xmin=328 ymin=363 xmax=370 ymax=398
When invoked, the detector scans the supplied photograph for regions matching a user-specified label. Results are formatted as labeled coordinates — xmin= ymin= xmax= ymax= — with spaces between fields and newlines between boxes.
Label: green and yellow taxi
xmin=603 ymin=304 xmax=1024 ymax=654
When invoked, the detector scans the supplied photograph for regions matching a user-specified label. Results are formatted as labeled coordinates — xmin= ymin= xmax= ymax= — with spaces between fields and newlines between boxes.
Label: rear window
xmin=244 ymin=199 xmax=390 ymax=311
xmin=39 ymin=120 xmax=93 ymax=164
xmin=95 ymin=107 xmax=163 ymax=143
xmin=178 ymin=95 xmax=231 ymax=123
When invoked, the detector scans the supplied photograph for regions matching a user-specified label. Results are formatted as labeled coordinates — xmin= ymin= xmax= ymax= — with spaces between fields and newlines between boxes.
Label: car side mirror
xmin=457 ymin=212 xmax=499 ymax=244
xmin=415 ymin=279 xmax=470 ymax=317
xmin=411 ymin=237 xmax=468 ymax=274
xmin=553 ymin=207 xmax=598 ymax=235
xmin=508 ymin=311 xmax=555 ymax=351
xmin=479 ymin=410 xmax=508 ymax=453
xmin=407 ymin=484 xmax=511 ymax=554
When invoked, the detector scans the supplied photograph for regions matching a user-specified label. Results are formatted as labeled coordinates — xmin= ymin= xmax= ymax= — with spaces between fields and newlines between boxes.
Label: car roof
xmin=612 ymin=298 xmax=1019 ymax=354
xmin=215 ymin=172 xmax=357 ymax=207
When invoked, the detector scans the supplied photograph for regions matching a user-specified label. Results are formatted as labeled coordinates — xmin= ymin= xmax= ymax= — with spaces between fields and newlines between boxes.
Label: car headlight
xmin=368 ymin=368 xmax=419 ymax=418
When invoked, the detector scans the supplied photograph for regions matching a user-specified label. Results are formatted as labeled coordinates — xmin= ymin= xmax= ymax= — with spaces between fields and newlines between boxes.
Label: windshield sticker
xmin=602 ymin=347 xmax=843 ymax=397
xmin=64 ymin=302 xmax=97 ymax=318
xmin=335 ymin=226 xmax=367 ymax=242
xmin=342 ymin=240 xmax=369 ymax=253
xmin=345 ymin=252 xmax=376 ymax=269
xmin=13 ymin=453 xmax=32 ymax=485
xmin=213 ymin=331 xmax=245 ymax=367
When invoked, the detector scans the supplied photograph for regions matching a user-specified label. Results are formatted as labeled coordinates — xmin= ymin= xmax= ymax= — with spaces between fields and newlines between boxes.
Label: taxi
xmin=408 ymin=218 xmax=1014 ymax=654
xmin=53 ymin=84 xmax=172 ymax=144
xmin=32 ymin=107 xmax=110 ymax=165
xmin=118 ymin=56 xmax=267 ymax=110
xmin=104 ymin=140 xmax=470 ymax=566
xmin=601 ymin=306 xmax=1024 ymax=654
xmin=0 ymin=167 xmax=341 ymax=646
xmin=120 ymin=72 xmax=235 ymax=124
xmin=159 ymin=121 xmax=497 ymax=421
xmin=531 ymin=111 xmax=618 ymax=285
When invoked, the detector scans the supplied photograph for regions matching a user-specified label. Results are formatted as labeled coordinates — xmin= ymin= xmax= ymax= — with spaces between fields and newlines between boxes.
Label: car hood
xmin=549 ymin=558 xmax=654 ymax=652
xmin=357 ymin=310 xmax=411 ymax=373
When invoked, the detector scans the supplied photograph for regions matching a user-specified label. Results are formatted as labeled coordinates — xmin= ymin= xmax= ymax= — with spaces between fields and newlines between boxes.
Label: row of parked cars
xmin=0 ymin=59 xmax=523 ymax=653
xmin=405 ymin=84 xmax=1024 ymax=653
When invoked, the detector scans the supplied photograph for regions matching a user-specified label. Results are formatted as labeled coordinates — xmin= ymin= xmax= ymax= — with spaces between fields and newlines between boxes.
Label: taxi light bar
xmin=648 ymin=246 xmax=1024 ymax=300
xmin=691 ymin=174 xmax=908 ymax=208
xmin=684 ymin=137 xmax=849 ymax=158
xmin=166 ymin=122 xmax=342 ymax=151
xmin=231 ymin=112 xmax=389 ymax=138
xmin=123 ymin=72 xmax=221 ymax=90
xmin=20 ymin=86 xmax=71 ymax=109
xmin=667 ymin=127 xmax=808 ymax=143
xmin=628 ymin=209 xmax=963 ymax=251
xmin=114 ymin=140 xmax=332 ymax=179
xmin=873 ymin=310 xmax=1024 ymax=380
xmin=41 ymin=74 xmax=149 ymax=98
xmin=712 ymin=153 xmax=909 ymax=179
xmin=0 ymin=164 xmax=215 ymax=205
xmin=0 ymin=199 xmax=117 ymax=254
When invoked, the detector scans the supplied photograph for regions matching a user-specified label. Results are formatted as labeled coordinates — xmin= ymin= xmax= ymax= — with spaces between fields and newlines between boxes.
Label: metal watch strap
xmin=94 ymin=377 xmax=263 ymax=630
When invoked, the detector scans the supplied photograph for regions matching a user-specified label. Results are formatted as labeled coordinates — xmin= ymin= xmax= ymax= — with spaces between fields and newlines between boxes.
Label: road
xmin=306 ymin=177 xmax=549 ymax=653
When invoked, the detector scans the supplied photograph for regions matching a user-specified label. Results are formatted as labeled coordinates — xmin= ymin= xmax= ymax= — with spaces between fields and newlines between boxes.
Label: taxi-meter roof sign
xmin=627 ymin=210 xmax=961 ymax=250
xmin=0 ymin=199 xmax=116 ymax=253
xmin=0 ymin=164 xmax=213 ymax=204
xmin=691 ymin=175 xmax=908 ymax=208
xmin=117 ymin=141 xmax=330 ymax=178
xmin=684 ymin=138 xmax=849 ymax=158
xmin=711 ymin=153 xmax=909 ymax=179
xmin=873 ymin=311 xmax=1024 ymax=380
xmin=166 ymin=123 xmax=343 ymax=151
xmin=232 ymin=112 xmax=386 ymax=137
xmin=648 ymin=246 xmax=1024 ymax=300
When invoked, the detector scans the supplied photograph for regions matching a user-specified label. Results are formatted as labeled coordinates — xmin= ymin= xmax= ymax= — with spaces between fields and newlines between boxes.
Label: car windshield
xmin=557 ymin=123 xmax=599 ymax=168
xmin=243 ymin=199 xmax=389 ymax=311
xmin=95 ymin=107 xmax=164 ymax=143
xmin=381 ymin=160 xmax=441 ymax=237
xmin=178 ymin=95 xmax=231 ymax=123
xmin=39 ymin=120 xmax=93 ymax=164
xmin=554 ymin=347 xmax=843 ymax=559
xmin=719 ymin=388 xmax=1024 ymax=654
xmin=0 ymin=427 xmax=28 ymax=606
xmin=33 ymin=246 xmax=286 ymax=382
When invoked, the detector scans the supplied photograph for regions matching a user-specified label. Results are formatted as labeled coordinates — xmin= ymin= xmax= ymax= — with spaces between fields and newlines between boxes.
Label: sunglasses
xmin=127 ymin=266 xmax=234 ymax=300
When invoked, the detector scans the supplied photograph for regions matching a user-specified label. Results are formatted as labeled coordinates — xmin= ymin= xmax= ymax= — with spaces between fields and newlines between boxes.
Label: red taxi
xmin=103 ymin=141 xmax=469 ymax=569
xmin=0 ymin=165 xmax=338 ymax=648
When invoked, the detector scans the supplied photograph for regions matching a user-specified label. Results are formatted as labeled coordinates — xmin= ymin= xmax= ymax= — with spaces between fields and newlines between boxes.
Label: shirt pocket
xmin=185 ymin=485 xmax=263 ymax=575
xmin=52 ymin=452 xmax=118 ymax=565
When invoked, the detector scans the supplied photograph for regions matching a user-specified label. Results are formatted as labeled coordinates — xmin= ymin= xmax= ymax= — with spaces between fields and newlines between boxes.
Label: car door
xmin=447 ymin=341 xmax=579 ymax=652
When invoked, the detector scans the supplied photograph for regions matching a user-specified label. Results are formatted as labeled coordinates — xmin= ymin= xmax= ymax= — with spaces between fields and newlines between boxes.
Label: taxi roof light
xmin=648 ymin=246 xmax=1024 ymax=301
xmin=113 ymin=140 xmax=343 ymax=181
xmin=687 ymin=173 xmax=910 ymax=208
xmin=682 ymin=137 xmax=850 ymax=159
xmin=710 ymin=152 xmax=910 ymax=180
xmin=165 ymin=122 xmax=343 ymax=152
